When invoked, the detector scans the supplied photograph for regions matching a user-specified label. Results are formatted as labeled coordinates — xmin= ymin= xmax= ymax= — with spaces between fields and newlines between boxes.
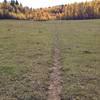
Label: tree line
xmin=0 ymin=0 xmax=100 ymax=20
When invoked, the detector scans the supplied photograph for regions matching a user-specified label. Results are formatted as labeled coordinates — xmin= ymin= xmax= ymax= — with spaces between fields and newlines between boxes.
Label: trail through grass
xmin=0 ymin=20 xmax=100 ymax=100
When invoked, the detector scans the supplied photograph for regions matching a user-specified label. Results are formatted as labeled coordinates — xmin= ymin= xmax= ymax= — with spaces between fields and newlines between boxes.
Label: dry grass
xmin=57 ymin=20 xmax=100 ymax=100
xmin=0 ymin=20 xmax=53 ymax=100
xmin=0 ymin=19 xmax=100 ymax=100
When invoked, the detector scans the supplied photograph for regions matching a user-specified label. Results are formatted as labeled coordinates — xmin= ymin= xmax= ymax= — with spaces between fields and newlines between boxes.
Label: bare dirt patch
xmin=47 ymin=33 xmax=62 ymax=100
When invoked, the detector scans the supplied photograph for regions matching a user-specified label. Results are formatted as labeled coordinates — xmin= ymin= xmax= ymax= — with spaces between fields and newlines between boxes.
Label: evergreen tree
xmin=4 ymin=0 xmax=7 ymax=3
xmin=19 ymin=3 xmax=22 ymax=7
xmin=15 ymin=0 xmax=19 ymax=5
xmin=10 ymin=0 xmax=15 ymax=6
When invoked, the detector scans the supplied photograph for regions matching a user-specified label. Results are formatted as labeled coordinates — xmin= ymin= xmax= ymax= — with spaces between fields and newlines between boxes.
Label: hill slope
xmin=0 ymin=0 xmax=100 ymax=20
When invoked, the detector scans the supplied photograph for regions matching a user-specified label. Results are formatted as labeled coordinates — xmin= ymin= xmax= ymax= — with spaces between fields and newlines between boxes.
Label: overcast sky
xmin=0 ymin=0 xmax=92 ymax=8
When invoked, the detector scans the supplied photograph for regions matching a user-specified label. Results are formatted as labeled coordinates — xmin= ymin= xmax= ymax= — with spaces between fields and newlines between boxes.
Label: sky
xmin=0 ymin=0 xmax=92 ymax=8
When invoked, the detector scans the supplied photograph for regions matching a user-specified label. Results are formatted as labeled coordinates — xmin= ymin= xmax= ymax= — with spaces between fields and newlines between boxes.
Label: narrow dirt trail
xmin=47 ymin=32 xmax=62 ymax=100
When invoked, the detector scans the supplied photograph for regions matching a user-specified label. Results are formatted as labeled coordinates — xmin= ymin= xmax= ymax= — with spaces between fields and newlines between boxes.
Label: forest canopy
xmin=0 ymin=0 xmax=100 ymax=20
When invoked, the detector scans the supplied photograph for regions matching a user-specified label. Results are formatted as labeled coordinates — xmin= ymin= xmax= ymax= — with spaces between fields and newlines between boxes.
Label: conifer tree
xmin=15 ymin=0 xmax=19 ymax=5
xmin=4 ymin=0 xmax=7 ymax=3
xmin=10 ymin=0 xmax=15 ymax=6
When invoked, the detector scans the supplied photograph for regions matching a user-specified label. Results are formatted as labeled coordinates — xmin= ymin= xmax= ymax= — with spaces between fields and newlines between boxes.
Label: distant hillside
xmin=0 ymin=0 xmax=100 ymax=20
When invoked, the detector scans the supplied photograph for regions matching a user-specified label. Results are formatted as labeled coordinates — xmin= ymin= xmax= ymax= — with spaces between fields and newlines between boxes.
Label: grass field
xmin=58 ymin=20 xmax=100 ymax=100
xmin=0 ymin=19 xmax=100 ymax=100
xmin=0 ymin=20 xmax=53 ymax=100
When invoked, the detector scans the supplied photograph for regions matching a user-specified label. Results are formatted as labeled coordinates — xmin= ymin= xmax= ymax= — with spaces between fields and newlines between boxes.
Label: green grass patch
xmin=0 ymin=20 xmax=53 ymax=100
xmin=57 ymin=20 xmax=100 ymax=100
xmin=0 ymin=19 xmax=100 ymax=100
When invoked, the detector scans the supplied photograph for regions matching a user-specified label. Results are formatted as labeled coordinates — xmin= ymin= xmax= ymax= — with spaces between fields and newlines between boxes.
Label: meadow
xmin=0 ymin=20 xmax=53 ymax=100
xmin=0 ymin=19 xmax=100 ymax=100
xmin=58 ymin=20 xmax=100 ymax=100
